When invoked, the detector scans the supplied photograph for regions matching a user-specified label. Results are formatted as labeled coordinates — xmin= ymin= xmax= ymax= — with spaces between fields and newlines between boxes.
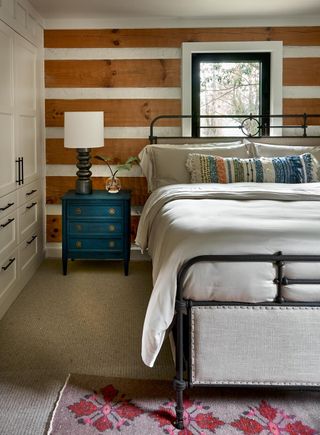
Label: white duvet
xmin=135 ymin=183 xmax=320 ymax=367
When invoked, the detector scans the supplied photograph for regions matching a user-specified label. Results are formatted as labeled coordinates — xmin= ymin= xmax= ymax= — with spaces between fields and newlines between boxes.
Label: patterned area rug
xmin=48 ymin=375 xmax=320 ymax=434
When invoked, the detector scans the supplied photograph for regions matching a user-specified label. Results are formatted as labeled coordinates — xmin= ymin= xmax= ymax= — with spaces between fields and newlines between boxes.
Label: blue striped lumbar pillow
xmin=186 ymin=153 xmax=319 ymax=184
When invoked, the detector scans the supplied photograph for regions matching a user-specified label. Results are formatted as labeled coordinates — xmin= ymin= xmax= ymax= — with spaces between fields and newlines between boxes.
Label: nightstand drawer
xmin=68 ymin=204 xmax=123 ymax=218
xmin=69 ymin=237 xmax=123 ymax=251
xmin=69 ymin=221 xmax=123 ymax=235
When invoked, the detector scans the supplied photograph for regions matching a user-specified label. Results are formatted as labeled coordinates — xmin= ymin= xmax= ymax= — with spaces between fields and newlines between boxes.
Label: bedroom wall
xmin=45 ymin=27 xmax=320 ymax=254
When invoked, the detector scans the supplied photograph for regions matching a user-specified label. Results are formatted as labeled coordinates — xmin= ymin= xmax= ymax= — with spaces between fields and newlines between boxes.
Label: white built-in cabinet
xmin=0 ymin=17 xmax=44 ymax=319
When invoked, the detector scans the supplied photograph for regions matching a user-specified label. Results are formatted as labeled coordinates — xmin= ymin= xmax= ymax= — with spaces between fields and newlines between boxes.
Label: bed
xmin=136 ymin=114 xmax=320 ymax=429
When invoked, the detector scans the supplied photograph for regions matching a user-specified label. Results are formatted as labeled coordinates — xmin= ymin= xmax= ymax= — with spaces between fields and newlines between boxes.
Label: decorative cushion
xmin=186 ymin=153 xmax=319 ymax=184
xmin=139 ymin=142 xmax=253 ymax=191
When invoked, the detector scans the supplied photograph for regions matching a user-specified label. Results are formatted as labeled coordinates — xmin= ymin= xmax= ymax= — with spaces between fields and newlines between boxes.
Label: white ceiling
xmin=29 ymin=0 xmax=320 ymax=21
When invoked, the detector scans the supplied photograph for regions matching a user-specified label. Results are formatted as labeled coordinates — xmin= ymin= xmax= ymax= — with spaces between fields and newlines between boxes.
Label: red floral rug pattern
xmin=67 ymin=384 xmax=143 ymax=432
xmin=48 ymin=375 xmax=320 ymax=434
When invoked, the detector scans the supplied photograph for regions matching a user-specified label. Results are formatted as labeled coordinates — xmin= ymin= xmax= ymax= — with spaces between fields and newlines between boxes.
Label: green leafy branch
xmin=94 ymin=155 xmax=140 ymax=178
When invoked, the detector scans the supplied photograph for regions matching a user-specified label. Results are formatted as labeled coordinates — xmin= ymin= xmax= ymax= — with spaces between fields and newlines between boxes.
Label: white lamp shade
xmin=64 ymin=111 xmax=104 ymax=149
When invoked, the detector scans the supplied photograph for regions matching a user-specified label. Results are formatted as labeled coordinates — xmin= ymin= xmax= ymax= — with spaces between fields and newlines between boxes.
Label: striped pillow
xmin=186 ymin=153 xmax=319 ymax=184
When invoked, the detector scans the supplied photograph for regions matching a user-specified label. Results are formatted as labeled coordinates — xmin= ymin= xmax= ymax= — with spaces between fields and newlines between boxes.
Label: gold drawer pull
xmin=76 ymin=224 xmax=82 ymax=231
xmin=75 ymin=208 xmax=81 ymax=215
xmin=75 ymin=241 xmax=82 ymax=248
xmin=108 ymin=207 xmax=116 ymax=215
xmin=108 ymin=240 xmax=115 ymax=248
xmin=108 ymin=224 xmax=115 ymax=232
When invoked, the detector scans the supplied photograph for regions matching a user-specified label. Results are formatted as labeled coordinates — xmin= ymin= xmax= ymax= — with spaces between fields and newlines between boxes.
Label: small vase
xmin=106 ymin=176 xmax=121 ymax=193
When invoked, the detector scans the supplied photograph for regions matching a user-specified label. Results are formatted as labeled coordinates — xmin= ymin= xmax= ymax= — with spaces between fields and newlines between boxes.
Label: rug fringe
xmin=47 ymin=374 xmax=71 ymax=435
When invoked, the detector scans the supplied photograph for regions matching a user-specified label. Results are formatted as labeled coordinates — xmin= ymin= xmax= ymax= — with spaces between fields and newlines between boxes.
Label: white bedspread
xmin=135 ymin=183 xmax=320 ymax=367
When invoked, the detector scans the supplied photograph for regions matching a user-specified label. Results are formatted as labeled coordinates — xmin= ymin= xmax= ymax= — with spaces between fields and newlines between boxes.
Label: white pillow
xmin=251 ymin=142 xmax=320 ymax=161
xmin=139 ymin=142 xmax=253 ymax=191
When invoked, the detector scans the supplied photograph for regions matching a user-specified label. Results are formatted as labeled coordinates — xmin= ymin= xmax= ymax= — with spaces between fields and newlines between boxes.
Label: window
xmin=181 ymin=42 xmax=283 ymax=137
xmin=192 ymin=52 xmax=270 ymax=137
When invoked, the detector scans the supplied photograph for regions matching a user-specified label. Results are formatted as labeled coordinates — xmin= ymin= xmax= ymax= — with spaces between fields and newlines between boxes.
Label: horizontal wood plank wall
xmin=45 ymin=26 xmax=320 ymax=248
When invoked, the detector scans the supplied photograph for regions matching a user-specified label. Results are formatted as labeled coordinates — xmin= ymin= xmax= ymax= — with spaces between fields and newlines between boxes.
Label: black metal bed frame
xmin=174 ymin=253 xmax=320 ymax=429
xmin=148 ymin=113 xmax=320 ymax=429
xmin=149 ymin=113 xmax=320 ymax=143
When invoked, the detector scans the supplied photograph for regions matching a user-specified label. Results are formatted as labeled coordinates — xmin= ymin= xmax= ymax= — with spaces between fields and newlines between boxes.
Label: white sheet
xmin=135 ymin=183 xmax=320 ymax=367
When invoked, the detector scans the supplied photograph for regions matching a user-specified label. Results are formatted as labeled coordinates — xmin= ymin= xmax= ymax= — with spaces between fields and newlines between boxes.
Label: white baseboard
xmin=45 ymin=243 xmax=151 ymax=261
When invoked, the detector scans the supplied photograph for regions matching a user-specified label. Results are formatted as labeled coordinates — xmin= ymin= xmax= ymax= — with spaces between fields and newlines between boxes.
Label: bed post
xmin=173 ymin=271 xmax=187 ymax=429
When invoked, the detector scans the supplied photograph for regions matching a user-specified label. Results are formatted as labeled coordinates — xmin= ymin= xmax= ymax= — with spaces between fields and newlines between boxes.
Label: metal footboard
xmin=173 ymin=252 xmax=320 ymax=429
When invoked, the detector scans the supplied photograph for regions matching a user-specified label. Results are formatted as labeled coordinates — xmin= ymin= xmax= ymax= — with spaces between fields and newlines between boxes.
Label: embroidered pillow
xmin=186 ymin=153 xmax=319 ymax=184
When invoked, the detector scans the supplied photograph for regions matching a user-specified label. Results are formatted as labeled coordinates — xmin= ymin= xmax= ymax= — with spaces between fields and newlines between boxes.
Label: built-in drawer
xmin=0 ymin=210 xmax=17 ymax=258
xmin=68 ymin=204 xmax=123 ymax=219
xmin=18 ymin=198 xmax=39 ymax=241
xmin=18 ymin=180 xmax=40 ymax=207
xmin=69 ymin=237 xmax=123 ymax=251
xmin=0 ymin=249 xmax=18 ymax=299
xmin=69 ymin=221 xmax=123 ymax=235
xmin=0 ymin=191 xmax=17 ymax=219
xmin=19 ymin=230 xmax=40 ymax=272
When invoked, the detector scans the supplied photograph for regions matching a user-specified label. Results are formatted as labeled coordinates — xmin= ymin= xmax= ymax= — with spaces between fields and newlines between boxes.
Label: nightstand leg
xmin=124 ymin=259 xmax=129 ymax=276
xmin=63 ymin=257 xmax=68 ymax=275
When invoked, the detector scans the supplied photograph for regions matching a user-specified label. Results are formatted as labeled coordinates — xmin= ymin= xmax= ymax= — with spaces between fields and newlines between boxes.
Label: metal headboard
xmin=149 ymin=113 xmax=320 ymax=144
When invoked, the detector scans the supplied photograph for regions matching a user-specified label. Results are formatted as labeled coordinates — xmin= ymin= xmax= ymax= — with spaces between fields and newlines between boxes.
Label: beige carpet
xmin=0 ymin=259 xmax=174 ymax=435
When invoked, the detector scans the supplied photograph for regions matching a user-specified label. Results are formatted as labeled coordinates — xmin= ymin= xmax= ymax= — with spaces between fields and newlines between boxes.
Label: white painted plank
xmin=46 ymin=164 xmax=143 ymax=177
xmin=45 ymin=87 xmax=181 ymax=99
xmin=45 ymin=47 xmax=181 ymax=60
xmin=283 ymin=46 xmax=320 ymax=58
xmin=46 ymin=126 xmax=182 ymax=139
xmin=283 ymin=86 xmax=320 ymax=98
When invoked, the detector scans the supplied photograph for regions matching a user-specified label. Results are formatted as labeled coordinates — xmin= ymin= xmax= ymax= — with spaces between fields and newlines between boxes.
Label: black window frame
xmin=191 ymin=52 xmax=271 ymax=137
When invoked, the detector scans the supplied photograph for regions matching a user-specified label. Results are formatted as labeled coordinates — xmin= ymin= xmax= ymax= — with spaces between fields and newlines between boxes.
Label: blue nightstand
xmin=61 ymin=190 xmax=131 ymax=275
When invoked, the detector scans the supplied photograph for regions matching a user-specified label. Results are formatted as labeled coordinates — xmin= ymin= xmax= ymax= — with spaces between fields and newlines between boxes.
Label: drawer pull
xmin=1 ymin=218 xmax=14 ymax=229
xmin=76 ymin=241 xmax=82 ymax=248
xmin=75 ymin=208 xmax=82 ymax=215
xmin=2 ymin=257 xmax=15 ymax=271
xmin=108 ymin=224 xmax=116 ymax=232
xmin=26 ymin=235 xmax=37 ymax=245
xmin=76 ymin=224 xmax=82 ymax=231
xmin=108 ymin=207 xmax=116 ymax=215
xmin=26 ymin=202 xmax=37 ymax=210
xmin=26 ymin=189 xmax=37 ymax=196
xmin=0 ymin=202 xmax=14 ymax=212
xmin=108 ymin=240 xmax=115 ymax=248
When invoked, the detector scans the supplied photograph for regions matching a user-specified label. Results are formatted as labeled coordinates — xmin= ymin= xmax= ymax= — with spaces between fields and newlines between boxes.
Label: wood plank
xmin=46 ymin=138 xmax=149 ymax=164
xmin=283 ymin=99 xmax=320 ymax=125
xmin=46 ymin=215 xmax=62 ymax=242
xmin=46 ymin=214 xmax=140 ymax=243
xmin=46 ymin=176 xmax=149 ymax=206
xmin=44 ymin=27 xmax=320 ymax=48
xmin=45 ymin=99 xmax=181 ymax=127
xmin=284 ymin=58 xmax=320 ymax=86
xmin=45 ymin=59 xmax=180 ymax=88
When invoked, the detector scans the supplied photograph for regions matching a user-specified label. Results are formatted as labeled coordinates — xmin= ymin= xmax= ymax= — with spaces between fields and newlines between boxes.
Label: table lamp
xmin=64 ymin=111 xmax=104 ymax=194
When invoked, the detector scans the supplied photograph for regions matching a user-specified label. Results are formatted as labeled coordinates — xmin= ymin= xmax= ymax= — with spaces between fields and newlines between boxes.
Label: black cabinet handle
xmin=16 ymin=158 xmax=21 ymax=184
xmin=26 ymin=202 xmax=37 ymax=210
xmin=26 ymin=235 xmax=37 ymax=245
xmin=21 ymin=157 xmax=24 ymax=184
xmin=0 ymin=202 xmax=14 ymax=212
xmin=26 ymin=189 xmax=37 ymax=196
xmin=16 ymin=157 xmax=24 ymax=185
xmin=0 ymin=218 xmax=14 ymax=229
xmin=2 ymin=257 xmax=15 ymax=271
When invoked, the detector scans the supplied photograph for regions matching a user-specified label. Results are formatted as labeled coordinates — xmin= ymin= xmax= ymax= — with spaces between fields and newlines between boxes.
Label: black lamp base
xmin=75 ymin=148 xmax=93 ymax=194
xmin=76 ymin=178 xmax=92 ymax=194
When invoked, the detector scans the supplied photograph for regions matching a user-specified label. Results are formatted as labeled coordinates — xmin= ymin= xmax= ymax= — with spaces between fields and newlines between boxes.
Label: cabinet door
xmin=0 ymin=21 xmax=15 ymax=197
xmin=14 ymin=33 xmax=38 ymax=185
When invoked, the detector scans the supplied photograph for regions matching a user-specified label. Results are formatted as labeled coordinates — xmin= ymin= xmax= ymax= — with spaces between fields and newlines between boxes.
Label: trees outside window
xmin=192 ymin=53 xmax=270 ymax=137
